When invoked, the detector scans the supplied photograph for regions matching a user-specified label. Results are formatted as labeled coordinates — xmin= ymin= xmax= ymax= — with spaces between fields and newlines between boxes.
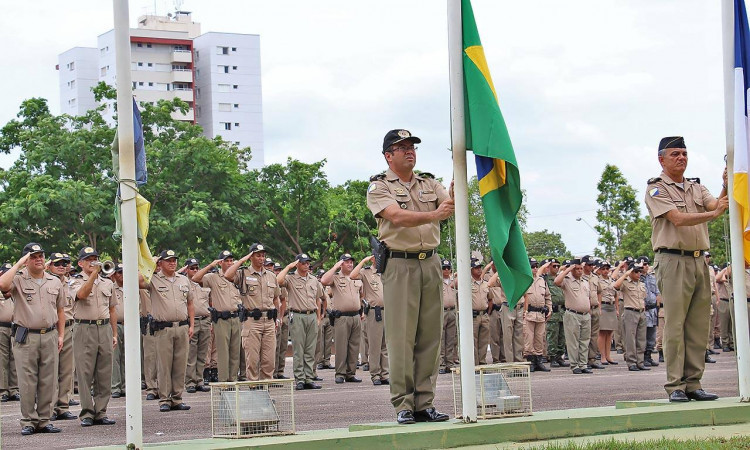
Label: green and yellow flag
xmin=462 ymin=0 xmax=532 ymax=306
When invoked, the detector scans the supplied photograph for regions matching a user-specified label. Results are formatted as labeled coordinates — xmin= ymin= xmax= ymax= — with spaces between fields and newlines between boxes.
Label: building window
xmin=68 ymin=98 xmax=76 ymax=106
xmin=195 ymin=88 xmax=201 ymax=99
xmin=195 ymin=50 xmax=200 ymax=60
xmin=138 ymin=62 xmax=143 ymax=67
xmin=132 ymin=82 xmax=137 ymax=89
xmin=148 ymin=82 xmax=154 ymax=87
xmin=220 ymin=122 xmax=232 ymax=130
xmin=67 ymin=80 xmax=76 ymax=89
xmin=100 ymin=66 xmax=107 ymax=76
xmin=139 ymin=82 xmax=144 ymax=86
xmin=137 ymin=43 xmax=143 ymax=48
xmin=147 ymin=62 xmax=153 ymax=67
xmin=233 ymin=104 xmax=239 ymax=108
xmin=219 ymin=103 xmax=231 ymax=112
xmin=147 ymin=43 xmax=152 ymax=48
xmin=217 ymin=46 xmax=229 ymax=55
xmin=234 ymin=123 xmax=240 ymax=127
xmin=67 ymin=62 xmax=75 ymax=71
xmin=218 ymin=84 xmax=230 ymax=92
xmin=232 ymin=85 xmax=238 ymax=90
xmin=231 ymin=47 xmax=237 ymax=52
xmin=232 ymin=66 xmax=237 ymax=70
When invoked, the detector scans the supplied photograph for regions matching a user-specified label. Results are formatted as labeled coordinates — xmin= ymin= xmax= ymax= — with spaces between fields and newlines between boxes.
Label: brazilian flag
xmin=462 ymin=0 xmax=532 ymax=306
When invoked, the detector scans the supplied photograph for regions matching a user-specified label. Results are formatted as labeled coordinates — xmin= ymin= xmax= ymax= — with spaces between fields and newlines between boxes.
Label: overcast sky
xmin=0 ymin=0 xmax=730 ymax=257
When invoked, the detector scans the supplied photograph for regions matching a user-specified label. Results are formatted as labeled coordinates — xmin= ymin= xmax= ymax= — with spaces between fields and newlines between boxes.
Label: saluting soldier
xmin=70 ymin=247 xmax=118 ymax=427
xmin=110 ymin=263 xmax=126 ymax=399
xmin=321 ymin=253 xmax=364 ymax=384
xmin=0 ymin=262 xmax=19 ymax=403
xmin=613 ymin=260 xmax=649 ymax=371
xmin=439 ymin=259 xmax=458 ymax=374
xmin=351 ymin=255 xmax=390 ymax=386
xmin=639 ymin=256 xmax=661 ymax=367
xmin=140 ymin=249 xmax=194 ymax=412
xmin=47 ymin=253 xmax=76 ymax=420
xmin=183 ymin=258 xmax=212 ymax=393
xmin=544 ymin=259 xmax=568 ymax=368
xmin=225 ymin=244 xmax=280 ymax=381
xmin=0 ymin=243 xmax=66 ymax=435
xmin=581 ymin=256 xmax=604 ymax=370
xmin=468 ymin=258 xmax=493 ymax=365
xmin=192 ymin=250 xmax=242 ymax=382
xmin=140 ymin=282 xmax=159 ymax=400
xmin=495 ymin=259 xmax=528 ymax=363
xmin=272 ymin=261 xmax=291 ymax=379
xmin=554 ymin=259 xmax=592 ymax=374
xmin=277 ymin=253 xmax=324 ymax=389
xmin=484 ymin=262 xmax=505 ymax=364
xmin=644 ymin=136 xmax=727 ymax=402
xmin=596 ymin=261 xmax=619 ymax=365
xmin=523 ymin=260 xmax=552 ymax=371
xmin=315 ymin=270 xmax=334 ymax=370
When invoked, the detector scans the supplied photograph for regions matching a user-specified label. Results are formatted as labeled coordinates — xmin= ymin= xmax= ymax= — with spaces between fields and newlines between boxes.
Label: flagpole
xmin=448 ymin=0 xmax=478 ymax=422
xmin=114 ymin=0 xmax=145 ymax=445
xmin=723 ymin=0 xmax=750 ymax=402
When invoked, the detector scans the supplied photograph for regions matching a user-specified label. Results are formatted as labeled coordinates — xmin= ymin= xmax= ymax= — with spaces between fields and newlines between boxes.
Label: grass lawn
xmin=533 ymin=436 xmax=750 ymax=449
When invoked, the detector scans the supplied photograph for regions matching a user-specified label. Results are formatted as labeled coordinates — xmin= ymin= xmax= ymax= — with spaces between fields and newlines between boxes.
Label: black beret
xmin=658 ymin=136 xmax=685 ymax=151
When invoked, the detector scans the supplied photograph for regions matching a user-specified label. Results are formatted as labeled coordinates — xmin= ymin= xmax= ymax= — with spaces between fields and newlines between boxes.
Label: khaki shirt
xmin=191 ymin=281 xmax=211 ymax=318
xmin=234 ymin=266 xmax=279 ymax=311
xmin=525 ymin=275 xmax=551 ymax=322
xmin=366 ymin=168 xmax=450 ymax=251
xmin=282 ymin=272 xmax=323 ymax=312
xmin=442 ymin=277 xmax=457 ymax=309
xmin=114 ymin=285 xmax=124 ymax=323
xmin=139 ymin=288 xmax=151 ymax=317
xmin=583 ymin=273 xmax=600 ymax=307
xmin=201 ymin=272 xmax=241 ymax=312
xmin=148 ymin=272 xmax=193 ymax=322
xmin=70 ymin=272 xmax=117 ymax=321
xmin=359 ymin=267 xmax=384 ymax=308
xmin=0 ymin=290 xmax=13 ymax=323
xmin=329 ymin=273 xmax=362 ymax=313
xmin=599 ymin=277 xmax=617 ymax=304
xmin=471 ymin=278 xmax=491 ymax=311
xmin=619 ymin=277 xmax=646 ymax=310
xmin=61 ymin=278 xmax=74 ymax=321
xmin=645 ymin=172 xmax=715 ymax=250
xmin=7 ymin=269 xmax=65 ymax=329
xmin=717 ymin=278 xmax=730 ymax=299
xmin=561 ymin=276 xmax=590 ymax=313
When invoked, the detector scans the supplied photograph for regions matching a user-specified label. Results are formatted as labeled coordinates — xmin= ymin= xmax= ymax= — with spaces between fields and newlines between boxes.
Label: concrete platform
xmin=79 ymin=397 xmax=750 ymax=450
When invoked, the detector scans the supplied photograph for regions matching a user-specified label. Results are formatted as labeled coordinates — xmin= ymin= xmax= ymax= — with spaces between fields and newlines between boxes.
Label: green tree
xmin=523 ymin=229 xmax=572 ymax=261
xmin=594 ymin=164 xmax=639 ymax=260
xmin=708 ymin=212 xmax=730 ymax=265
xmin=616 ymin=216 xmax=653 ymax=261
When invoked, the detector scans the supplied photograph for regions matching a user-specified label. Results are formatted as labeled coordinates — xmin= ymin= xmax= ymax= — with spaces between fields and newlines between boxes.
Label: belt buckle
xmin=418 ymin=252 xmax=427 ymax=260
xmin=97 ymin=319 xmax=103 ymax=325
xmin=693 ymin=250 xmax=700 ymax=258
xmin=40 ymin=328 xmax=47 ymax=334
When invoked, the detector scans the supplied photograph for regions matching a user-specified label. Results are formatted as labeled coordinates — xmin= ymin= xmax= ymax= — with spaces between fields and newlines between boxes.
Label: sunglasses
xmin=187 ymin=266 xmax=199 ymax=270
xmin=52 ymin=261 xmax=70 ymax=267
xmin=551 ymin=264 xmax=560 ymax=268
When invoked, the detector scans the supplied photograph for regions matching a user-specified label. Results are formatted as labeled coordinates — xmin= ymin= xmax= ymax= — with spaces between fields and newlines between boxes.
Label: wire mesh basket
xmin=451 ymin=363 xmax=532 ymax=419
xmin=211 ymin=379 xmax=295 ymax=438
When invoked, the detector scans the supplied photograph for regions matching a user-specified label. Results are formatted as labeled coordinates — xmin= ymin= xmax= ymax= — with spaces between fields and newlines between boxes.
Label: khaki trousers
xmin=615 ymin=300 xmax=625 ymax=351
xmin=501 ymin=303 xmax=525 ymax=362
xmin=656 ymin=308 xmax=666 ymax=352
xmin=316 ymin=316 xmax=334 ymax=366
xmin=0 ymin=325 xmax=18 ymax=397
xmin=623 ymin=309 xmax=646 ymax=366
xmin=111 ymin=323 xmax=125 ymax=394
xmin=440 ymin=309 xmax=458 ymax=369
xmin=366 ymin=308 xmax=389 ymax=381
xmin=242 ymin=318 xmax=276 ymax=381
xmin=334 ymin=315 xmax=361 ymax=378
xmin=382 ymin=255 xmax=442 ymax=413
xmin=718 ymin=299 xmax=734 ymax=348
xmin=155 ymin=324 xmax=189 ymax=407
xmin=655 ymin=252 xmax=711 ymax=394
xmin=360 ymin=315 xmax=369 ymax=365
xmin=213 ymin=316 xmax=240 ymax=381
xmin=204 ymin=326 xmax=218 ymax=370
xmin=274 ymin=314 xmax=290 ymax=377
xmin=185 ymin=316 xmax=211 ymax=388
xmin=488 ymin=309 xmax=505 ymax=363
xmin=14 ymin=330 xmax=59 ymax=429
xmin=588 ymin=306 xmax=601 ymax=363
xmin=472 ymin=313 xmax=490 ymax=365
xmin=563 ymin=311 xmax=591 ymax=370
xmin=142 ymin=327 xmax=158 ymax=396
xmin=290 ymin=312 xmax=318 ymax=383
xmin=74 ymin=322 xmax=113 ymax=421
xmin=523 ymin=319 xmax=545 ymax=356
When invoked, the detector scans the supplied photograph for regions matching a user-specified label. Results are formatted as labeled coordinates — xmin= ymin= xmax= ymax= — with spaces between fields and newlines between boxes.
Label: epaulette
xmin=647 ymin=177 xmax=661 ymax=184
xmin=686 ymin=177 xmax=701 ymax=184
xmin=73 ymin=273 xmax=83 ymax=279
xmin=369 ymin=172 xmax=386 ymax=182
xmin=419 ymin=172 xmax=435 ymax=179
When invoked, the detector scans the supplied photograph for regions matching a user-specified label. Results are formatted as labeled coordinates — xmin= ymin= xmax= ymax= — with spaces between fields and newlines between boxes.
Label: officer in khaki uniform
xmin=523 ymin=260 xmax=552 ymax=372
xmin=439 ymin=259 xmax=458 ymax=374
xmin=0 ymin=243 xmax=66 ymax=435
xmin=483 ymin=263 xmax=505 ymax=364
xmin=225 ymin=244 xmax=280 ymax=381
xmin=45 ymin=253 xmax=76 ymax=420
xmin=315 ymin=271 xmax=334 ymax=370
xmin=715 ymin=266 xmax=734 ymax=352
xmin=321 ymin=253 xmax=364 ymax=384
xmin=70 ymin=247 xmax=118 ymax=427
xmin=468 ymin=259 xmax=493 ymax=365
xmin=140 ymin=249 xmax=195 ymax=412
xmin=268 ymin=259 xmax=290 ymax=379
xmin=0 ymin=262 xmax=19 ymax=403
xmin=277 ymin=253 xmax=325 ymax=389
xmin=140 ymin=286 xmax=158 ymax=400
xmin=613 ymin=260 xmax=649 ymax=371
xmin=581 ymin=256 xmax=604 ymax=370
xmin=644 ymin=136 xmax=727 ymax=402
xmin=110 ymin=263 xmax=126 ymax=398
xmin=183 ymin=258 xmax=212 ymax=393
xmin=192 ymin=250 xmax=242 ymax=382
xmin=544 ymin=259 xmax=569 ymax=368
xmin=554 ymin=259 xmax=592 ymax=374
xmin=351 ymin=255 xmax=390 ymax=385
xmin=366 ymin=129 xmax=453 ymax=424
xmin=492 ymin=260 xmax=526 ymax=363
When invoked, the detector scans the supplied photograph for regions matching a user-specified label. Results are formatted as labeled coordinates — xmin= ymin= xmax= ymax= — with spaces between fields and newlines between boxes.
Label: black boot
xmin=658 ymin=350 xmax=664 ymax=362
xmin=705 ymin=350 xmax=716 ymax=363
xmin=535 ymin=355 xmax=551 ymax=372
xmin=203 ymin=368 xmax=211 ymax=385
xmin=645 ymin=351 xmax=659 ymax=367
xmin=713 ymin=337 xmax=722 ymax=350
xmin=211 ymin=368 xmax=219 ymax=383
xmin=555 ymin=356 xmax=570 ymax=367
xmin=527 ymin=355 xmax=536 ymax=372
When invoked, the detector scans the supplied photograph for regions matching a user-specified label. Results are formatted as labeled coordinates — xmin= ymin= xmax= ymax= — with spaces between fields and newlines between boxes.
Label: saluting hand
xmin=210 ymin=259 xmax=222 ymax=267
xmin=17 ymin=253 xmax=30 ymax=268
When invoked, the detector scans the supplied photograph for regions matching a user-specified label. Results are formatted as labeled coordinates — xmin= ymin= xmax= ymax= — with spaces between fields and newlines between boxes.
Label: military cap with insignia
xmin=22 ymin=242 xmax=45 ymax=256
xmin=0 ymin=262 xmax=12 ymax=273
xmin=185 ymin=258 xmax=200 ymax=267
xmin=598 ymin=260 xmax=611 ymax=269
xmin=159 ymin=249 xmax=177 ymax=261
xmin=263 ymin=258 xmax=274 ymax=267
xmin=658 ymin=136 xmax=686 ymax=152
xmin=296 ymin=253 xmax=312 ymax=263
xmin=217 ymin=250 xmax=233 ymax=261
xmin=78 ymin=246 xmax=99 ymax=260
xmin=441 ymin=259 xmax=452 ymax=269
xmin=636 ymin=256 xmax=650 ymax=264
xmin=316 ymin=269 xmax=325 ymax=277
xmin=248 ymin=243 xmax=266 ymax=256
xmin=114 ymin=263 xmax=124 ymax=273
xmin=382 ymin=129 xmax=421 ymax=153
xmin=581 ymin=255 xmax=594 ymax=265
xmin=50 ymin=252 xmax=71 ymax=263
xmin=529 ymin=257 xmax=538 ymax=268
xmin=547 ymin=258 xmax=560 ymax=264
xmin=339 ymin=253 xmax=354 ymax=261
xmin=273 ymin=263 xmax=282 ymax=270
xmin=470 ymin=258 xmax=482 ymax=269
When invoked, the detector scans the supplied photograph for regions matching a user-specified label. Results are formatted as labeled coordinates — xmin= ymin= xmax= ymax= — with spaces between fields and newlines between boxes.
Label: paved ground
xmin=0 ymin=349 xmax=740 ymax=449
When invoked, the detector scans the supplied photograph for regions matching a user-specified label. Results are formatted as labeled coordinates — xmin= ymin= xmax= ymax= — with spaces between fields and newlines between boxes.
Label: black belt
xmin=656 ymin=248 xmax=706 ymax=258
xmin=75 ymin=319 xmax=110 ymax=325
xmin=154 ymin=319 xmax=189 ymax=328
xmin=645 ymin=304 xmax=657 ymax=311
xmin=65 ymin=319 xmax=74 ymax=327
xmin=117 ymin=321 xmax=124 ymax=325
xmin=196 ymin=315 xmax=210 ymax=320
xmin=472 ymin=310 xmax=487 ymax=317
xmin=625 ymin=307 xmax=644 ymax=313
xmin=217 ymin=311 xmax=240 ymax=320
xmin=566 ymin=309 xmax=588 ymax=316
xmin=527 ymin=305 xmax=546 ymax=313
xmin=502 ymin=302 xmax=524 ymax=308
xmin=291 ymin=309 xmax=316 ymax=314
xmin=444 ymin=307 xmax=456 ymax=311
xmin=29 ymin=326 xmax=57 ymax=334
xmin=720 ymin=298 xmax=729 ymax=302
xmin=0 ymin=321 xmax=12 ymax=328
xmin=601 ymin=302 xmax=614 ymax=305
xmin=388 ymin=249 xmax=435 ymax=260
xmin=338 ymin=310 xmax=360 ymax=317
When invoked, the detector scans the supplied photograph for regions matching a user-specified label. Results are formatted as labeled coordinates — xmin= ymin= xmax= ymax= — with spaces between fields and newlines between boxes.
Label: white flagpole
xmin=113 ymin=0 xmax=145 ymax=445
xmin=448 ymin=0 xmax=478 ymax=422
xmin=722 ymin=0 xmax=750 ymax=402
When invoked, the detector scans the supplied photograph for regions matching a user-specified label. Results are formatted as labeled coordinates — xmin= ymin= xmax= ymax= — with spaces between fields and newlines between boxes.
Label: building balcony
xmin=172 ymin=89 xmax=194 ymax=102
xmin=171 ymin=107 xmax=195 ymax=122
xmin=171 ymin=70 xmax=193 ymax=83
xmin=171 ymin=50 xmax=192 ymax=63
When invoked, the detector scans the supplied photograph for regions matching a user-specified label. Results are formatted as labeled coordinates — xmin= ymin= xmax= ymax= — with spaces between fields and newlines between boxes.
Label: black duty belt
xmin=75 ymin=319 xmax=110 ymax=325
xmin=0 ymin=321 xmax=12 ymax=328
xmin=65 ymin=319 xmax=74 ymax=327
xmin=527 ymin=305 xmax=546 ymax=313
xmin=720 ymin=298 xmax=730 ymax=302
xmin=655 ymin=248 xmax=706 ymax=258
xmin=444 ymin=307 xmax=456 ymax=311
xmin=624 ymin=307 xmax=644 ymax=313
xmin=154 ymin=319 xmax=189 ymax=328
xmin=117 ymin=321 xmax=124 ymax=325
xmin=502 ymin=302 xmax=524 ymax=309
xmin=217 ymin=311 xmax=240 ymax=320
xmin=472 ymin=310 xmax=487 ymax=317
xmin=337 ymin=310 xmax=360 ymax=317
xmin=388 ymin=249 xmax=435 ymax=260
xmin=29 ymin=326 xmax=57 ymax=334
xmin=195 ymin=315 xmax=210 ymax=320
xmin=645 ymin=304 xmax=657 ymax=311
xmin=601 ymin=302 xmax=614 ymax=305
xmin=291 ymin=309 xmax=316 ymax=314
xmin=566 ymin=309 xmax=588 ymax=316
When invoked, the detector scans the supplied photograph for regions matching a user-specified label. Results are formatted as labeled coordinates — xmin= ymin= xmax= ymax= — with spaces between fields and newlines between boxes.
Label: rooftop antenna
xmin=174 ymin=0 xmax=184 ymax=12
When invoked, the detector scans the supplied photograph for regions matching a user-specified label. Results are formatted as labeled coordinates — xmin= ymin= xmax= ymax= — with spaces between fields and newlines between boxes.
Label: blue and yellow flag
xmin=462 ymin=0 xmax=532 ymax=305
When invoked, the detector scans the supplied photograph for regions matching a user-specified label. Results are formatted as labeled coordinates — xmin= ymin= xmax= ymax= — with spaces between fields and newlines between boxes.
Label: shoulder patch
xmin=647 ymin=177 xmax=661 ymax=185
xmin=419 ymin=172 xmax=435 ymax=179
xmin=686 ymin=177 xmax=701 ymax=184
xmin=369 ymin=173 xmax=386 ymax=182
xmin=367 ymin=183 xmax=377 ymax=194
xmin=648 ymin=187 xmax=660 ymax=197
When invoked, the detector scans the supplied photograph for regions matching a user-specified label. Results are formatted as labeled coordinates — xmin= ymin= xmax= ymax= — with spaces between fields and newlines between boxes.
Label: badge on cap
xmin=223 ymin=251 xmax=230 ymax=256
xmin=301 ymin=254 xmax=308 ymax=259
xmin=167 ymin=250 xmax=175 ymax=256
xmin=257 ymin=245 xmax=264 ymax=251
xmin=33 ymin=245 xmax=41 ymax=251
xmin=397 ymin=130 xmax=410 ymax=138
xmin=649 ymin=187 xmax=659 ymax=197
xmin=84 ymin=247 xmax=93 ymax=253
